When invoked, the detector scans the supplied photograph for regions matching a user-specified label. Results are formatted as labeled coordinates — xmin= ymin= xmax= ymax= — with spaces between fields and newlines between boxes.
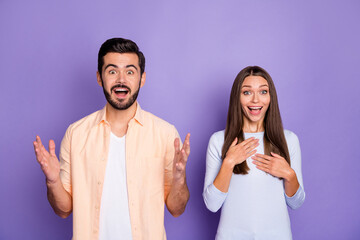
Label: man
xmin=33 ymin=38 xmax=190 ymax=240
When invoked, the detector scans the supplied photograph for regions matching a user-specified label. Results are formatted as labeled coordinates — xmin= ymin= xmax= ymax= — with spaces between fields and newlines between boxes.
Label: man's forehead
xmin=103 ymin=52 xmax=139 ymax=66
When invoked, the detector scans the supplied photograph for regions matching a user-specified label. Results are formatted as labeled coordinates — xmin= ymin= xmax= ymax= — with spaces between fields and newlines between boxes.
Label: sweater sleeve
xmin=203 ymin=131 xmax=228 ymax=212
xmin=284 ymin=130 xmax=305 ymax=209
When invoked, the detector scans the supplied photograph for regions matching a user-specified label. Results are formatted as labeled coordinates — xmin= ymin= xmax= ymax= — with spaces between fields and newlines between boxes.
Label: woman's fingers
xmin=226 ymin=138 xmax=259 ymax=165
xmin=255 ymin=164 xmax=269 ymax=173
xmin=270 ymin=152 xmax=284 ymax=159
xmin=239 ymin=137 xmax=255 ymax=146
xmin=230 ymin=138 xmax=238 ymax=147
xmin=254 ymin=153 xmax=273 ymax=161
xmin=241 ymin=139 xmax=259 ymax=154
xmin=246 ymin=149 xmax=257 ymax=159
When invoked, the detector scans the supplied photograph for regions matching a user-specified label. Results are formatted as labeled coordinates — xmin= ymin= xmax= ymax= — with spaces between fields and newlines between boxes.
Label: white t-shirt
xmin=99 ymin=133 xmax=132 ymax=240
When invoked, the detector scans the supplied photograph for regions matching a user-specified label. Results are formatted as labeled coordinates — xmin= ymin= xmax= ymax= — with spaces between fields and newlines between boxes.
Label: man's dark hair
xmin=98 ymin=38 xmax=145 ymax=78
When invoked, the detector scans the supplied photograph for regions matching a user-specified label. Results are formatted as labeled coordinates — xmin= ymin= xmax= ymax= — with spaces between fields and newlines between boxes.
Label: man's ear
xmin=96 ymin=71 xmax=103 ymax=87
xmin=140 ymin=72 xmax=146 ymax=88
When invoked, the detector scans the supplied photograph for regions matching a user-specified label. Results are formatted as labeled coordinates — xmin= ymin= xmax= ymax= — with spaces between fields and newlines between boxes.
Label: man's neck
xmin=105 ymin=102 xmax=137 ymax=137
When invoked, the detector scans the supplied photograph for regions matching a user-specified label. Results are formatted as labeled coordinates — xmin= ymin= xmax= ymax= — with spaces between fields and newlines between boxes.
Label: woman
xmin=203 ymin=66 xmax=305 ymax=240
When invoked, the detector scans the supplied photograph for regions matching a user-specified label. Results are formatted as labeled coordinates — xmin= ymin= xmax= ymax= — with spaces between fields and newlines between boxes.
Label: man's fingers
xmin=49 ymin=140 xmax=56 ymax=156
xmin=181 ymin=149 xmax=188 ymax=163
xmin=36 ymin=135 xmax=44 ymax=148
xmin=174 ymin=138 xmax=180 ymax=153
xmin=174 ymin=149 xmax=187 ymax=171
xmin=33 ymin=141 xmax=41 ymax=162
xmin=184 ymin=133 xmax=190 ymax=144
xmin=34 ymin=136 xmax=45 ymax=161
xmin=34 ymin=135 xmax=52 ymax=163
xmin=182 ymin=133 xmax=190 ymax=156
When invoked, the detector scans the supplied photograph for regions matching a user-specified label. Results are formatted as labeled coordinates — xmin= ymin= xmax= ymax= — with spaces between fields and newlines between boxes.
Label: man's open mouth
xmin=112 ymin=85 xmax=130 ymax=97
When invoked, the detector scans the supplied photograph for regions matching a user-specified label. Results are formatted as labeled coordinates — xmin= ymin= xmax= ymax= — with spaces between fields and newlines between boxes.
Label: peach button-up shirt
xmin=59 ymin=103 xmax=179 ymax=240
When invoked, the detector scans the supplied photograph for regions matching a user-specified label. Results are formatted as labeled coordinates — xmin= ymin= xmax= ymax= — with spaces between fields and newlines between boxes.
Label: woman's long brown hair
xmin=221 ymin=66 xmax=290 ymax=174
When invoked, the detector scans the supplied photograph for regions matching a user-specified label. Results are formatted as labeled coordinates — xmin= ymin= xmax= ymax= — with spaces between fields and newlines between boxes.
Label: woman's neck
xmin=242 ymin=119 xmax=264 ymax=133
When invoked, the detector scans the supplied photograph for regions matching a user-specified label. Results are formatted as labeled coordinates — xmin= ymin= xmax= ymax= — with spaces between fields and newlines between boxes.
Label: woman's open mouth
xmin=248 ymin=106 xmax=263 ymax=115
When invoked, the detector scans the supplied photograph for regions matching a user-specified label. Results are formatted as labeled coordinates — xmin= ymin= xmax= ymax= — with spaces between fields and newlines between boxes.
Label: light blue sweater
xmin=203 ymin=130 xmax=305 ymax=240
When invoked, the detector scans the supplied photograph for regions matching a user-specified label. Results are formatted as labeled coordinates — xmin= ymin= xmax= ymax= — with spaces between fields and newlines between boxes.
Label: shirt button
xmin=95 ymin=206 xmax=99 ymax=210
xmin=98 ymin=181 xmax=102 ymax=185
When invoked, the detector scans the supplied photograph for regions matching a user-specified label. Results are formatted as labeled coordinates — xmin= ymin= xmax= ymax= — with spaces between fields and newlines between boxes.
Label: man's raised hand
xmin=33 ymin=136 xmax=60 ymax=184
xmin=173 ymin=133 xmax=190 ymax=181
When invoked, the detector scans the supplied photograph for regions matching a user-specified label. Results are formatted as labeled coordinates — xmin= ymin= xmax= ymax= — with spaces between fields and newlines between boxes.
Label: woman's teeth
xmin=248 ymin=107 xmax=262 ymax=110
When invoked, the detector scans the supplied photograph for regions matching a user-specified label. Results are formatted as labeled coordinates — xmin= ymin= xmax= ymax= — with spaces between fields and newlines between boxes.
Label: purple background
xmin=1 ymin=0 xmax=359 ymax=239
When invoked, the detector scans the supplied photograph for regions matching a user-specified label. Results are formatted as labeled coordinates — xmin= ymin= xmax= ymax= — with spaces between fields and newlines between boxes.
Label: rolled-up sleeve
xmin=164 ymin=125 xmax=180 ymax=200
xmin=59 ymin=125 xmax=72 ymax=196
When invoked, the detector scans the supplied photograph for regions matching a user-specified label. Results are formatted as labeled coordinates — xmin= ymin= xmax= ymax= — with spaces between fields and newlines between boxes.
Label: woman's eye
xmin=261 ymin=90 xmax=268 ymax=94
xmin=109 ymin=70 xmax=116 ymax=74
xmin=243 ymin=91 xmax=251 ymax=95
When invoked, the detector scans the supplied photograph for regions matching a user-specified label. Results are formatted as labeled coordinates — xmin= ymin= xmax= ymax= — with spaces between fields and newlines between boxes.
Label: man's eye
xmin=260 ymin=90 xmax=268 ymax=94
xmin=127 ymin=70 xmax=134 ymax=75
xmin=109 ymin=70 xmax=116 ymax=74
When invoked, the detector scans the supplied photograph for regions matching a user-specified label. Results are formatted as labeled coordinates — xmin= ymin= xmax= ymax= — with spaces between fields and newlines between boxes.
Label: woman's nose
xmin=252 ymin=93 xmax=259 ymax=103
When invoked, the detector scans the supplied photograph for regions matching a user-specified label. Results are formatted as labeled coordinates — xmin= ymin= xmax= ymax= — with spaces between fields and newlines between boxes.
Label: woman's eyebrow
xmin=241 ymin=84 xmax=269 ymax=89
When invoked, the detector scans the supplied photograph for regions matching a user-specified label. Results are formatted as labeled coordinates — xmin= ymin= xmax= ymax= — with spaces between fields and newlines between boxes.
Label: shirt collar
xmin=133 ymin=102 xmax=144 ymax=126
xmin=96 ymin=102 xmax=144 ymax=127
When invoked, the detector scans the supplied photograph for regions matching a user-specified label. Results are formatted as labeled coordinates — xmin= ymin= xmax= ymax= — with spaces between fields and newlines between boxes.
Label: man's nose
xmin=115 ymin=71 xmax=126 ymax=83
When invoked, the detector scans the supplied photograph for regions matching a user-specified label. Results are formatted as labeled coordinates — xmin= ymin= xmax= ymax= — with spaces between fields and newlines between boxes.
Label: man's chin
xmin=107 ymin=98 xmax=136 ymax=111
xmin=103 ymin=86 xmax=139 ymax=111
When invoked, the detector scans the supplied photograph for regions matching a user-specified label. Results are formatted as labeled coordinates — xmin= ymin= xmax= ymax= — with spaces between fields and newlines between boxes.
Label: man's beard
xmin=102 ymin=81 xmax=140 ymax=110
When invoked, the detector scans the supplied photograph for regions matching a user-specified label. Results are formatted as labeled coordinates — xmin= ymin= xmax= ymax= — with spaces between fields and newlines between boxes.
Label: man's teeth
xmin=115 ymin=89 xmax=128 ymax=93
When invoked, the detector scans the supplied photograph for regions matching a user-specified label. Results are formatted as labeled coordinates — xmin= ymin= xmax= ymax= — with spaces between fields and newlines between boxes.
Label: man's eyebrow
xmin=103 ymin=64 xmax=139 ymax=72
xmin=104 ymin=64 xmax=118 ymax=70
xmin=126 ymin=64 xmax=138 ymax=71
